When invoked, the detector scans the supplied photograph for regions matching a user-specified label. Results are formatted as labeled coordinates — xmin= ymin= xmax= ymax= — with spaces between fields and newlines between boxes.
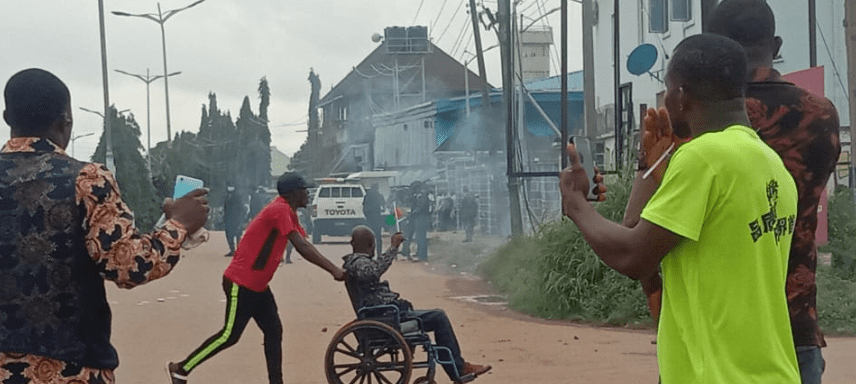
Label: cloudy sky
xmin=1 ymin=0 xmax=582 ymax=161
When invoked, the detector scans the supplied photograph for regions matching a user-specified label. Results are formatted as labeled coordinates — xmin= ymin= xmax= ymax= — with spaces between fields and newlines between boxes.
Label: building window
xmin=671 ymin=0 xmax=691 ymax=21
xmin=649 ymin=0 xmax=669 ymax=33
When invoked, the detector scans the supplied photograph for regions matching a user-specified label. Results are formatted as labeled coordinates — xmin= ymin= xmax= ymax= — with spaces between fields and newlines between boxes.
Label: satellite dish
xmin=371 ymin=33 xmax=383 ymax=43
xmin=627 ymin=43 xmax=658 ymax=76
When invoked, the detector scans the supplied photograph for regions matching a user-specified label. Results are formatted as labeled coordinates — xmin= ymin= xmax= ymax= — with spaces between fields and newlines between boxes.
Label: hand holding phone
xmin=569 ymin=136 xmax=599 ymax=201
xmin=173 ymin=175 xmax=204 ymax=199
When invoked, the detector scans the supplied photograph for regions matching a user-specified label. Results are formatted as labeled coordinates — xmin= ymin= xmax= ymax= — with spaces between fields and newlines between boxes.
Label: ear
xmin=772 ymin=36 xmax=783 ymax=59
xmin=677 ymin=86 xmax=692 ymax=112
xmin=2 ymin=110 xmax=9 ymax=128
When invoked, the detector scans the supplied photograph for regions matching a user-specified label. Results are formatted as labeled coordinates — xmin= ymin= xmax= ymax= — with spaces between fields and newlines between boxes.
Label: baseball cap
xmin=277 ymin=173 xmax=314 ymax=195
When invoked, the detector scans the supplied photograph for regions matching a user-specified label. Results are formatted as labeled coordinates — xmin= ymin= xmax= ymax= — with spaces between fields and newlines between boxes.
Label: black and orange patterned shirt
xmin=0 ymin=137 xmax=188 ymax=384
xmin=745 ymin=68 xmax=841 ymax=348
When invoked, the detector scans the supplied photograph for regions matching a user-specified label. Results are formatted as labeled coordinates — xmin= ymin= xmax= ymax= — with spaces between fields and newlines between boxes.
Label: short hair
xmin=706 ymin=0 xmax=775 ymax=48
xmin=669 ymin=34 xmax=748 ymax=102
xmin=3 ymin=68 xmax=70 ymax=135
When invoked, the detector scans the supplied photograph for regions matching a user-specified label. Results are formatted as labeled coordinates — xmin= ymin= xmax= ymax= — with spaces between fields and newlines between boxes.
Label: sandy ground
xmin=106 ymin=232 xmax=856 ymax=384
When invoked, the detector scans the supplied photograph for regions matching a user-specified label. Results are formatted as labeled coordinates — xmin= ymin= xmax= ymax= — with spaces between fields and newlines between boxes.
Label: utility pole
xmin=613 ymin=0 xmax=622 ymax=168
xmin=809 ymin=0 xmax=817 ymax=68
xmin=582 ymin=0 xmax=596 ymax=139
xmin=560 ymin=0 xmax=568 ymax=169
xmin=469 ymin=0 xmax=492 ymax=108
xmin=846 ymin=0 xmax=856 ymax=196
xmin=498 ymin=0 xmax=524 ymax=237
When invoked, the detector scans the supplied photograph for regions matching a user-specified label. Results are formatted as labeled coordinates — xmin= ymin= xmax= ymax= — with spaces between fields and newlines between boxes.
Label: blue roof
xmin=522 ymin=70 xmax=585 ymax=91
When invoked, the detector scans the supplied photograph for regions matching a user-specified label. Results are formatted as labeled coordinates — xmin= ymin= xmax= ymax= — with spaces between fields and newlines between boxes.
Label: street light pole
xmin=115 ymin=68 xmax=181 ymax=175
xmin=97 ymin=0 xmax=115 ymax=174
xmin=112 ymin=0 xmax=207 ymax=143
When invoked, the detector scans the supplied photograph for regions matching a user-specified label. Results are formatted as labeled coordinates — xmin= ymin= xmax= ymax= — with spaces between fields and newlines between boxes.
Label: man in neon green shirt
xmin=560 ymin=34 xmax=800 ymax=383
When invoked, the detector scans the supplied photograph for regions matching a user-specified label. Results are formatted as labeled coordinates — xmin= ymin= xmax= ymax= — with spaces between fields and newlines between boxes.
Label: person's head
xmin=277 ymin=172 xmax=313 ymax=208
xmin=706 ymin=0 xmax=781 ymax=66
xmin=665 ymin=34 xmax=748 ymax=137
xmin=350 ymin=225 xmax=375 ymax=255
xmin=3 ymin=68 xmax=73 ymax=148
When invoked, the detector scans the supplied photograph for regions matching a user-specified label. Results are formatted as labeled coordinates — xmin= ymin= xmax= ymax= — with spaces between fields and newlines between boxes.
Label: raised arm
xmin=78 ymin=163 xmax=208 ymax=289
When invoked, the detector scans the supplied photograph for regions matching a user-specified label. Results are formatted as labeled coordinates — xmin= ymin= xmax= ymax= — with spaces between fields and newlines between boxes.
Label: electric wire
xmin=438 ymin=0 xmax=466 ymax=43
xmin=431 ymin=0 xmax=452 ymax=35
xmin=412 ymin=0 xmax=426 ymax=24
xmin=815 ymin=16 xmax=850 ymax=105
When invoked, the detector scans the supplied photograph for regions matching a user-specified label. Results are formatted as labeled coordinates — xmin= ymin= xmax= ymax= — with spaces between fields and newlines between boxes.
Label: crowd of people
xmin=0 ymin=1 xmax=843 ymax=384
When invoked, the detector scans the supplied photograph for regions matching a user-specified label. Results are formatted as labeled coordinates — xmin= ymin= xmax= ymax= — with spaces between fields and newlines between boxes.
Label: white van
xmin=311 ymin=183 xmax=366 ymax=243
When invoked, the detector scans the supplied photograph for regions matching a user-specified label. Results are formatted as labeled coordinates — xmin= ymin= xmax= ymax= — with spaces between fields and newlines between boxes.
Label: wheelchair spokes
xmin=326 ymin=320 xmax=413 ymax=384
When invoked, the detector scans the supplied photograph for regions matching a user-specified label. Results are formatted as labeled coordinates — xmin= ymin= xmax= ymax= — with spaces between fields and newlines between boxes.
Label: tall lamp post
xmin=112 ymin=0 xmax=207 ymax=143
xmin=115 ymin=68 xmax=181 ymax=174
xmin=96 ymin=0 xmax=115 ymax=174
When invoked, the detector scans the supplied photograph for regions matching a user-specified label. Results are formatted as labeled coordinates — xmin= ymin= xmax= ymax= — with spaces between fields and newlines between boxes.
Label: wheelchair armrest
xmin=357 ymin=304 xmax=401 ymax=320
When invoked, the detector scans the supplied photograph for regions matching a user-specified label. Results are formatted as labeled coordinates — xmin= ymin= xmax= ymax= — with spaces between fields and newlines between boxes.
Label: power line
xmin=431 ymin=0 xmax=451 ymax=34
xmin=815 ymin=17 xmax=849 ymax=102
xmin=412 ymin=0 xmax=426 ymax=24
xmin=535 ymin=0 xmax=561 ymax=76
xmin=450 ymin=19 xmax=472 ymax=58
xmin=438 ymin=0 xmax=467 ymax=43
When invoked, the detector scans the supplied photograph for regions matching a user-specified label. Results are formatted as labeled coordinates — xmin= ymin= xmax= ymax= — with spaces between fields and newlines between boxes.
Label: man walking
xmin=167 ymin=173 xmax=346 ymax=384
xmin=561 ymin=34 xmax=801 ymax=383
xmin=459 ymin=187 xmax=478 ymax=242
xmin=0 ymin=68 xmax=209 ymax=384
xmin=224 ymin=185 xmax=246 ymax=257
xmin=362 ymin=183 xmax=386 ymax=255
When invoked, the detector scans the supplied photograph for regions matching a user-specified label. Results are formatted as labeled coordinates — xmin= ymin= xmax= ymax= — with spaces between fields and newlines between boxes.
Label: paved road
xmin=107 ymin=232 xmax=855 ymax=383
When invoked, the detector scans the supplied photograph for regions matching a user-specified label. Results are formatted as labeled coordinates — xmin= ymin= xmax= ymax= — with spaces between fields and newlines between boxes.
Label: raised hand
xmin=639 ymin=107 xmax=690 ymax=182
xmin=163 ymin=188 xmax=209 ymax=234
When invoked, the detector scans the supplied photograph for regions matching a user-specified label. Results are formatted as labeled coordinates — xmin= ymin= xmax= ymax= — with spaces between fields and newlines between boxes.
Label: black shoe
xmin=166 ymin=362 xmax=188 ymax=384
xmin=225 ymin=251 xmax=234 ymax=257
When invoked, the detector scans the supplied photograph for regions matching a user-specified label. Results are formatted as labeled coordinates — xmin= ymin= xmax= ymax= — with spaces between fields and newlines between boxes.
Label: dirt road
xmin=107 ymin=232 xmax=856 ymax=383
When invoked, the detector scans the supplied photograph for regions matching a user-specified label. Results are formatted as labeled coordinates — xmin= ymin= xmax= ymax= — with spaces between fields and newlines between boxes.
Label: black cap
xmin=277 ymin=172 xmax=314 ymax=195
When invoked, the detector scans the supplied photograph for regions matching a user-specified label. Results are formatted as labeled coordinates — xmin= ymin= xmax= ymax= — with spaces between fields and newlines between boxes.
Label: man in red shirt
xmin=167 ymin=173 xmax=346 ymax=384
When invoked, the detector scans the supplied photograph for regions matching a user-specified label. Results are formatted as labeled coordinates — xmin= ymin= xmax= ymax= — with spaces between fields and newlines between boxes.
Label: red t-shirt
xmin=224 ymin=196 xmax=305 ymax=292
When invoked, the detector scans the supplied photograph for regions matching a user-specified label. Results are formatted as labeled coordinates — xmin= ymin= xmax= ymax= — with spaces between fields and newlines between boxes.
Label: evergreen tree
xmin=91 ymin=106 xmax=161 ymax=231
xmin=258 ymin=76 xmax=270 ymax=122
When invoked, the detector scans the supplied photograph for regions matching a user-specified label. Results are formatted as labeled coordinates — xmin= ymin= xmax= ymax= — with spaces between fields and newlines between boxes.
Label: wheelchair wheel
xmin=325 ymin=320 xmax=413 ymax=384
xmin=412 ymin=377 xmax=436 ymax=384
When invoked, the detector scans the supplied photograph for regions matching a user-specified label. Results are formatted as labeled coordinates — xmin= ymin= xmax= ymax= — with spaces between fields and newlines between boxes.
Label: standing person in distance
xmin=459 ymin=187 xmax=478 ymax=243
xmin=362 ymin=183 xmax=386 ymax=256
xmin=224 ymin=184 xmax=246 ymax=257
xmin=167 ymin=173 xmax=346 ymax=384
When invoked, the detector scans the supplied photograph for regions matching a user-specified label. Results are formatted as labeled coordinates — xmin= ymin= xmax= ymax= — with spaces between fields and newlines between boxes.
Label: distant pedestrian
xmin=362 ymin=183 xmax=386 ymax=255
xmin=249 ymin=185 xmax=269 ymax=220
xmin=412 ymin=183 xmax=432 ymax=261
xmin=437 ymin=193 xmax=455 ymax=231
xmin=224 ymin=185 xmax=246 ymax=257
xmin=459 ymin=187 xmax=478 ymax=242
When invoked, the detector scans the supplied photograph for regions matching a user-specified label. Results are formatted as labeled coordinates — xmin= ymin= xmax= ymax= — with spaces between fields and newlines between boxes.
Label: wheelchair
xmin=324 ymin=303 xmax=475 ymax=384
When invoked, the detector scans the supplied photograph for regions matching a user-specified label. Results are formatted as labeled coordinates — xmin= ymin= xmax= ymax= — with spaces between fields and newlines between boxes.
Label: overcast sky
xmin=1 ymin=0 xmax=582 ymax=161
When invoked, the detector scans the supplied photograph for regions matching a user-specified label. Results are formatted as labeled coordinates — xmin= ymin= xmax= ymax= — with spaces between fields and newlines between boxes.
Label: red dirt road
xmin=107 ymin=232 xmax=856 ymax=383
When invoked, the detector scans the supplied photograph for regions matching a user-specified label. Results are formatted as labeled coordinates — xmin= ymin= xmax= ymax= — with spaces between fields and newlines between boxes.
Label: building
xmin=589 ymin=0 xmax=850 ymax=175
xmin=313 ymin=26 xmax=492 ymax=178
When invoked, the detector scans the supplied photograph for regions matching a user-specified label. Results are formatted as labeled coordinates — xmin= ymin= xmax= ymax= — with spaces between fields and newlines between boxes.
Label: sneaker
xmin=224 ymin=251 xmax=234 ymax=257
xmin=461 ymin=362 xmax=491 ymax=377
xmin=409 ymin=256 xmax=420 ymax=262
xmin=165 ymin=362 xmax=188 ymax=384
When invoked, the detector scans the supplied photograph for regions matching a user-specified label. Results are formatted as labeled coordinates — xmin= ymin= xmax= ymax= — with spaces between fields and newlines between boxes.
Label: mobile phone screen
xmin=173 ymin=175 xmax=204 ymax=199
xmin=570 ymin=136 xmax=598 ymax=201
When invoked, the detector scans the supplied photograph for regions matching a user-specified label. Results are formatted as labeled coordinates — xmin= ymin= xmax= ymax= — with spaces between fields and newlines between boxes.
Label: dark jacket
xmin=0 ymin=149 xmax=118 ymax=368
xmin=342 ymin=247 xmax=411 ymax=313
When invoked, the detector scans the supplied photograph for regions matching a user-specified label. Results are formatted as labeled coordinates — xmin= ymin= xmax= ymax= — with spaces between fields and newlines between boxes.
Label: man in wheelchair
xmin=342 ymin=226 xmax=492 ymax=382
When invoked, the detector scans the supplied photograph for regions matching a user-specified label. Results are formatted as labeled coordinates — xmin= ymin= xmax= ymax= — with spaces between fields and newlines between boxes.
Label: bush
xmin=480 ymin=169 xmax=650 ymax=326
xmin=825 ymin=186 xmax=856 ymax=280
xmin=816 ymin=264 xmax=856 ymax=335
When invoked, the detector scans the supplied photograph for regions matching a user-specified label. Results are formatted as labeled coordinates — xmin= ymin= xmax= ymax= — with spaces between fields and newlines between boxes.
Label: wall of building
xmin=591 ymin=0 xmax=851 ymax=172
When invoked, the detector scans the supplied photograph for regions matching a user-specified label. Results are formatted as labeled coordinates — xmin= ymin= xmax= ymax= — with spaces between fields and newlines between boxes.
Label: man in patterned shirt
xmin=342 ymin=226 xmax=491 ymax=383
xmin=0 ymin=68 xmax=210 ymax=384
xmin=633 ymin=3 xmax=841 ymax=383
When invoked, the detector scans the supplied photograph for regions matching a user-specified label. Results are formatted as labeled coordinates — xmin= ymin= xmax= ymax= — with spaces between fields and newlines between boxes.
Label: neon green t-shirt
xmin=640 ymin=125 xmax=800 ymax=384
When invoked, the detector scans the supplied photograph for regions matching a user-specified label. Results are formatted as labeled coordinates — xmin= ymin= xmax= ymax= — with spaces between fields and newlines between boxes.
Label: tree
xmin=91 ymin=106 xmax=162 ymax=231
xmin=258 ymin=76 xmax=270 ymax=122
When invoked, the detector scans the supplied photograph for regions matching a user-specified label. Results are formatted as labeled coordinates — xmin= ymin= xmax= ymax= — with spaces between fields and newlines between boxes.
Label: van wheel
xmin=312 ymin=231 xmax=322 ymax=244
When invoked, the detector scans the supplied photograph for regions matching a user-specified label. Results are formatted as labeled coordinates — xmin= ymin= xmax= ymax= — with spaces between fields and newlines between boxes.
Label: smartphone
xmin=173 ymin=175 xmax=204 ymax=199
xmin=570 ymin=136 xmax=598 ymax=201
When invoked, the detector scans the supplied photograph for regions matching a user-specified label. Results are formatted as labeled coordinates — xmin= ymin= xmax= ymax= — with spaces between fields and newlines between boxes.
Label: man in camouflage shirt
xmin=342 ymin=226 xmax=491 ymax=383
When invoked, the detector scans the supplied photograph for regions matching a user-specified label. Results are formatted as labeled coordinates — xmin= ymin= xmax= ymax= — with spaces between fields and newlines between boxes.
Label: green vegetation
xmin=480 ymin=173 xmax=856 ymax=334
xmin=479 ymin=170 xmax=650 ymax=326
